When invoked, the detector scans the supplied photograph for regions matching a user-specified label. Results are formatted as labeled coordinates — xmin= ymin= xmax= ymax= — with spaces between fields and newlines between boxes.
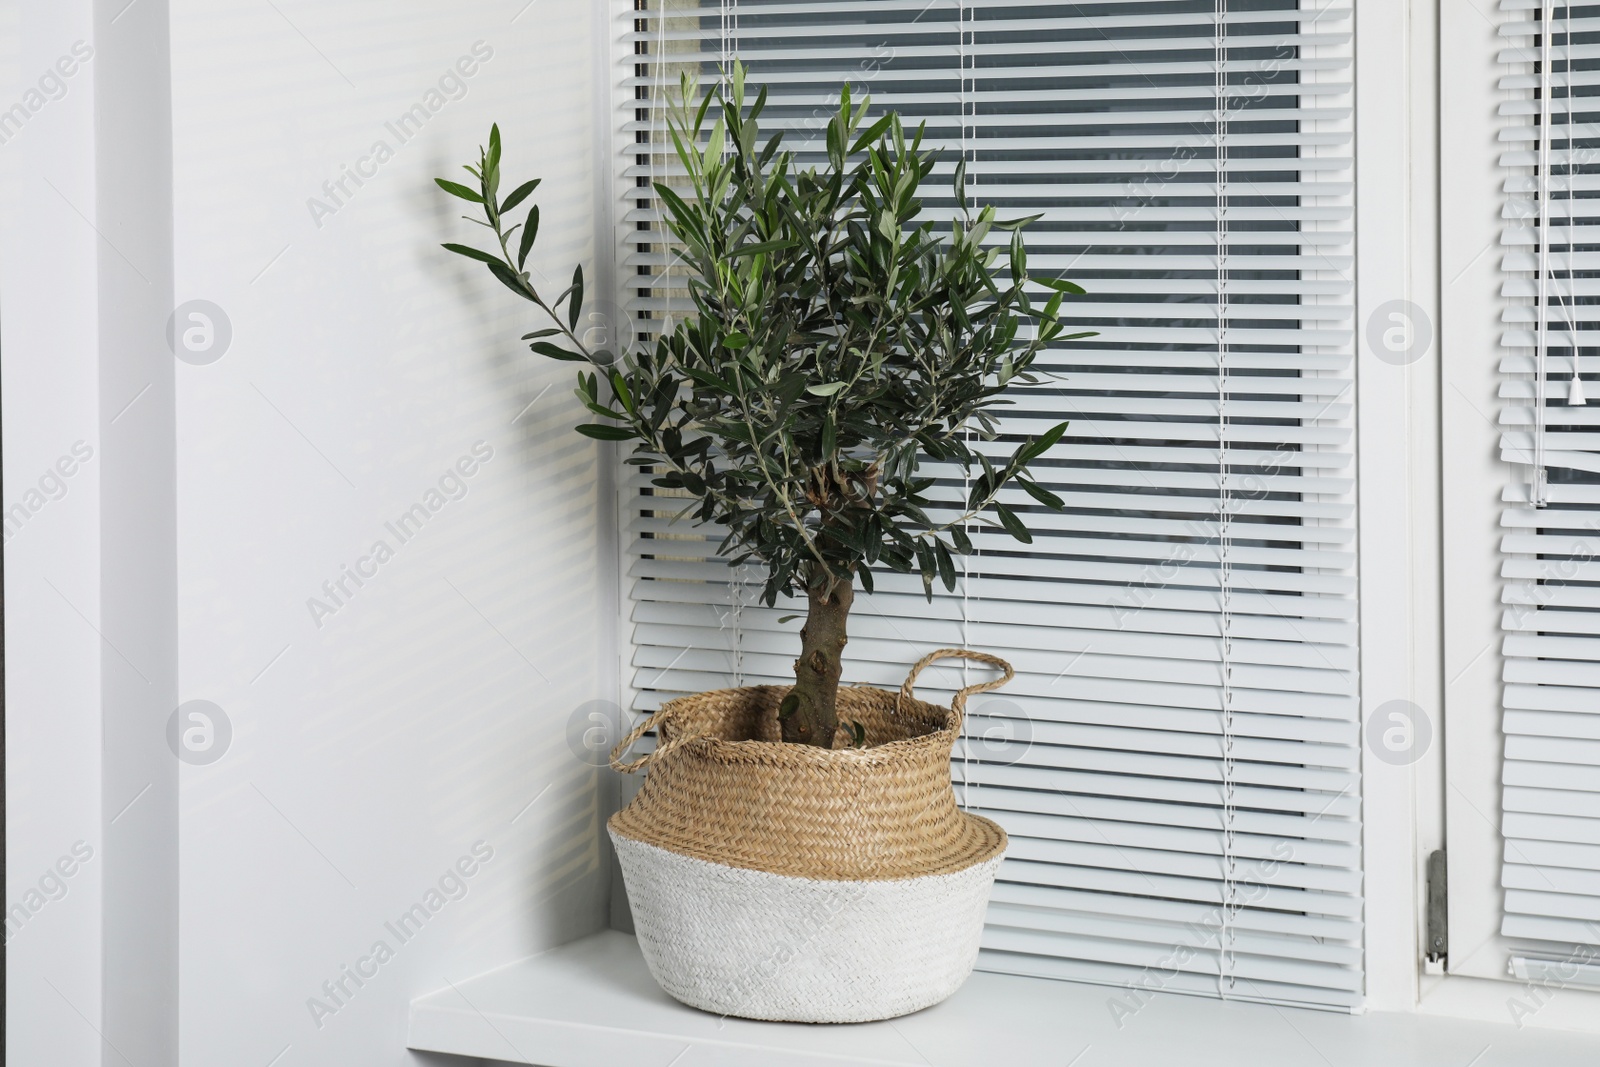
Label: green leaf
xmin=826 ymin=522 xmax=867 ymax=553
xmin=441 ymin=242 xmax=501 ymax=266
xmin=567 ymin=264 xmax=584 ymax=330
xmin=521 ymin=328 xmax=560 ymax=340
xmin=769 ymin=373 xmax=806 ymax=419
xmin=723 ymin=332 xmax=750 ymax=350
xmin=993 ymin=212 xmax=1044 ymax=231
xmin=501 ymin=178 xmax=541 ymax=215
xmin=652 ymin=182 xmax=696 ymax=228
xmin=713 ymin=420 xmax=755 ymax=445
xmin=706 ymin=116 xmax=726 ymax=161
xmin=530 ymin=341 xmax=585 ymax=361
xmin=1037 ymin=275 xmax=1087 ymax=295
xmin=684 ymin=367 xmax=736 ymax=393
xmin=915 ymin=541 xmax=935 ymax=597
xmin=728 ymin=238 xmax=798 ymax=259
xmin=610 ymin=370 xmax=634 ymax=414
xmin=995 ymin=503 xmax=1033 ymax=544
xmin=970 ymin=454 xmax=998 ymax=509
xmin=776 ymin=614 xmax=801 ymax=624
xmin=575 ymin=423 xmax=634 ymax=441
xmin=1021 ymin=421 xmax=1069 ymax=464
xmin=518 ymin=205 xmax=540 ymax=269
xmin=1017 ymin=476 xmax=1065 ymax=509
xmin=435 ymin=178 xmax=483 ymax=203
xmin=806 ymin=382 xmax=847 ymax=397
xmin=934 ymin=540 xmax=957 ymax=591
xmin=693 ymin=78 xmax=715 ymax=131
xmin=849 ymin=113 xmax=894 ymax=155
xmin=486 ymin=260 xmax=531 ymax=299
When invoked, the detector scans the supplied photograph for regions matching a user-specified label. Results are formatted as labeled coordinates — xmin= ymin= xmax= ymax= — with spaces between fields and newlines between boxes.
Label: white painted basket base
xmin=610 ymin=830 xmax=1004 ymax=1023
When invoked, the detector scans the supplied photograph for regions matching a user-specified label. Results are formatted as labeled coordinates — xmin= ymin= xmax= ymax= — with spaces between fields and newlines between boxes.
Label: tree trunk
xmin=781 ymin=569 xmax=854 ymax=747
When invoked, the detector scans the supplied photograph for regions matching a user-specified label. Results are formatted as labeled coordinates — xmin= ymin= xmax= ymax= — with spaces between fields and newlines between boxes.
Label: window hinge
xmin=1425 ymin=849 xmax=1448 ymax=974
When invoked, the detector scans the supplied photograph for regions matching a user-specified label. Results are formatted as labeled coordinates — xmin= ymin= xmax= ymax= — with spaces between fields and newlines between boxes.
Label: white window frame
xmin=595 ymin=0 xmax=1600 ymax=1031
xmin=1439 ymin=0 xmax=1519 ymax=993
xmin=1414 ymin=0 xmax=1600 ymax=1029
xmin=1354 ymin=0 xmax=1440 ymax=1016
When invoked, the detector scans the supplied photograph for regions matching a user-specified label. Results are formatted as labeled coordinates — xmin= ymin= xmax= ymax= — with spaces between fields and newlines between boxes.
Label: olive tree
xmin=438 ymin=64 xmax=1087 ymax=748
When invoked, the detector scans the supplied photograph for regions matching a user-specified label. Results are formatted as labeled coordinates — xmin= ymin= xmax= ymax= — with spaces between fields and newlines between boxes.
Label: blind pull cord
xmin=1561 ymin=1 xmax=1587 ymax=407
xmin=1535 ymin=0 xmax=1554 ymax=504
xmin=958 ymin=1 xmax=975 ymax=809
xmin=1216 ymin=0 xmax=1239 ymax=1001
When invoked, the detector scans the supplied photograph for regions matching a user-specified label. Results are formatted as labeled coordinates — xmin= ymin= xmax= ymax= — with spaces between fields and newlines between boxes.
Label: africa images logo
xmin=306 ymin=442 xmax=494 ymax=629
xmin=306 ymin=41 xmax=494 ymax=230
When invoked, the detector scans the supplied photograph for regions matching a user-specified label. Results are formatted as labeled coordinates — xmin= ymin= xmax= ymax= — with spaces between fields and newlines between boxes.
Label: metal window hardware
xmin=1426 ymin=850 xmax=1448 ymax=969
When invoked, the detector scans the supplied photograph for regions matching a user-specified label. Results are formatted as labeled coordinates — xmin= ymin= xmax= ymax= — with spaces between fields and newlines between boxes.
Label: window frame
xmin=595 ymin=0 xmax=1600 ymax=1030
xmin=1421 ymin=0 xmax=1600 ymax=1027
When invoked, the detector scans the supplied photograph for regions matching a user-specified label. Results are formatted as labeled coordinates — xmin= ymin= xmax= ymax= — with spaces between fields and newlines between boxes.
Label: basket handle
xmin=609 ymin=704 xmax=699 ymax=773
xmin=897 ymin=648 xmax=1015 ymax=735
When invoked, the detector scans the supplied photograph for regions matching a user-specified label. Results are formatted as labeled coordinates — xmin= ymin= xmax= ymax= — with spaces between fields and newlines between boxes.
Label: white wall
xmin=6 ymin=2 xmax=185 ymax=1063
xmin=2 ymin=5 xmax=108 ymax=1065
xmin=166 ymin=2 xmax=614 ymax=1065
xmin=4 ymin=3 xmax=617 ymax=1063
xmin=96 ymin=0 xmax=183 ymax=1059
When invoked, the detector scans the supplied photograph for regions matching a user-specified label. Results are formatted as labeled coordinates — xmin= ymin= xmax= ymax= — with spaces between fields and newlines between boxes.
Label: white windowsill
xmin=407 ymin=931 xmax=1600 ymax=1066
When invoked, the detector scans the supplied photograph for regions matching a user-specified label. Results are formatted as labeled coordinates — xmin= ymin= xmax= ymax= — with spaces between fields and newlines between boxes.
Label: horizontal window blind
xmin=1495 ymin=0 xmax=1600 ymax=959
xmin=617 ymin=0 xmax=1361 ymax=1008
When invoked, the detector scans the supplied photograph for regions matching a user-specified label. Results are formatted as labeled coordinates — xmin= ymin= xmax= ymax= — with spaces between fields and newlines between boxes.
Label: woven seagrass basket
xmin=607 ymin=648 xmax=1012 ymax=1023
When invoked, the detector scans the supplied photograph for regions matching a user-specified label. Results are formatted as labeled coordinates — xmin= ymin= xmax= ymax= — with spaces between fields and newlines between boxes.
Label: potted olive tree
xmin=439 ymin=64 xmax=1086 ymax=1023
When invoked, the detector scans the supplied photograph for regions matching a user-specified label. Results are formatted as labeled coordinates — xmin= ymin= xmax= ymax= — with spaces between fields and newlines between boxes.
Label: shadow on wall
xmin=164 ymin=2 xmax=614 ymax=1065
xmin=413 ymin=1053 xmax=520 ymax=1067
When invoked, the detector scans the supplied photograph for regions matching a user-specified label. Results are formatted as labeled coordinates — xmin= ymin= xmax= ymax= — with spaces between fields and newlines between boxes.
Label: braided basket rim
xmin=654 ymin=683 xmax=956 ymax=766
